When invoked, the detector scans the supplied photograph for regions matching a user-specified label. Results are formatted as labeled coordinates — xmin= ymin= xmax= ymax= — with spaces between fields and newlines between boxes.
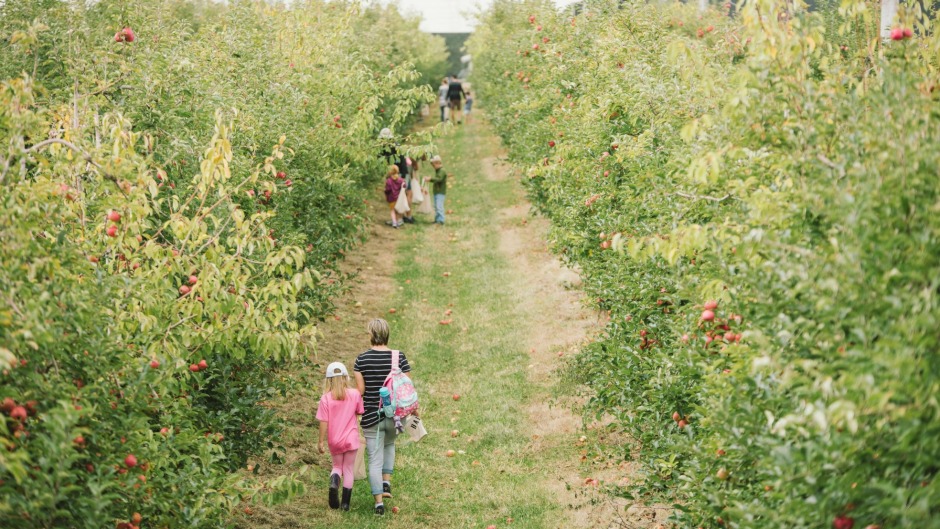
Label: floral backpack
xmin=381 ymin=350 xmax=419 ymax=418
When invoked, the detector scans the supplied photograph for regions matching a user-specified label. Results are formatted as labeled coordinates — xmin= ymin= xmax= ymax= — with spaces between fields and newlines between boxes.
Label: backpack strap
xmin=382 ymin=350 xmax=400 ymax=387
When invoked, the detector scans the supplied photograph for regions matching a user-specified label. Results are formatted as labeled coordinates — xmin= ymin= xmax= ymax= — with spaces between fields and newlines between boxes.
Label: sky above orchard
xmin=384 ymin=0 xmax=581 ymax=33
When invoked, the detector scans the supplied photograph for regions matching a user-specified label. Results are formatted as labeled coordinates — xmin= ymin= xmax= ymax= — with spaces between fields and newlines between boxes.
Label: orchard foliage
xmin=0 ymin=0 xmax=445 ymax=527
xmin=470 ymin=0 xmax=939 ymax=527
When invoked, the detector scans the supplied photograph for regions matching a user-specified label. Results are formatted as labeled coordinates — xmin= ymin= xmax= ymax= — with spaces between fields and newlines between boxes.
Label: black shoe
xmin=374 ymin=504 xmax=385 ymax=516
xmin=382 ymin=482 xmax=393 ymax=498
xmin=403 ymin=217 xmax=415 ymax=224
xmin=328 ymin=473 xmax=340 ymax=509
xmin=340 ymin=487 xmax=352 ymax=511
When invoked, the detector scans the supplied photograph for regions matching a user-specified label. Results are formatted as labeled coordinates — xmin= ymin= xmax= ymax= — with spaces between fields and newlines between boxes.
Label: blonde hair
xmin=368 ymin=318 xmax=390 ymax=346
xmin=323 ymin=375 xmax=349 ymax=401
xmin=387 ymin=165 xmax=399 ymax=178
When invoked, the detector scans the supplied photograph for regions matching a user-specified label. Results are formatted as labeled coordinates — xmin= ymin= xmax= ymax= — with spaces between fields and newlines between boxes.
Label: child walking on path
xmin=383 ymin=165 xmax=406 ymax=228
xmin=317 ymin=362 xmax=364 ymax=511
xmin=464 ymin=92 xmax=474 ymax=124
xmin=428 ymin=155 xmax=448 ymax=225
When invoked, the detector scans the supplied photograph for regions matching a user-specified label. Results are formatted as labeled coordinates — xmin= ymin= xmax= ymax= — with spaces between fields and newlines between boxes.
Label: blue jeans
xmin=363 ymin=418 xmax=398 ymax=496
xmin=434 ymin=193 xmax=446 ymax=223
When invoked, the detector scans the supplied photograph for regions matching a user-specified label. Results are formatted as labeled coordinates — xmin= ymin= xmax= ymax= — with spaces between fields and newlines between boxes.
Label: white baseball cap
xmin=325 ymin=362 xmax=349 ymax=378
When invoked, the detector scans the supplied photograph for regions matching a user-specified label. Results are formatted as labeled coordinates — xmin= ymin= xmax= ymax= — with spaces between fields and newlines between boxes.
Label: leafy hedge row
xmin=0 ymin=1 xmax=445 ymax=527
xmin=470 ymin=0 xmax=938 ymax=527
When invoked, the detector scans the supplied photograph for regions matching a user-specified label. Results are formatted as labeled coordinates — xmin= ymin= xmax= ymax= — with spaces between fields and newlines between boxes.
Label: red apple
xmin=124 ymin=454 xmax=138 ymax=468
xmin=108 ymin=211 xmax=121 ymax=222
xmin=548 ymin=140 xmax=556 ymax=147
xmin=150 ymin=360 xmax=160 ymax=369
xmin=724 ymin=331 xmax=735 ymax=341
xmin=672 ymin=411 xmax=681 ymax=422
xmin=114 ymin=32 xmax=123 ymax=43
xmin=704 ymin=300 xmax=718 ymax=310
xmin=902 ymin=27 xmax=913 ymax=38
xmin=74 ymin=435 xmax=85 ymax=445
xmin=716 ymin=468 xmax=729 ymax=480
xmin=452 ymin=394 xmax=460 ymax=401
xmin=121 ymin=27 xmax=135 ymax=42
xmin=677 ymin=419 xmax=688 ymax=429
xmin=890 ymin=28 xmax=904 ymax=40
xmin=132 ymin=513 xmax=142 ymax=525
xmin=528 ymin=15 xmax=536 ymax=23
xmin=716 ymin=449 xmax=726 ymax=456
xmin=701 ymin=310 xmax=715 ymax=322
xmin=10 ymin=406 xmax=27 ymax=421
xmin=198 ymin=360 xmax=208 ymax=370
xmin=179 ymin=285 xmax=191 ymax=296
xmin=1 ymin=398 xmax=15 ymax=414
xmin=284 ymin=179 xmax=292 ymax=187
xmin=446 ymin=449 xmax=456 ymax=457
xmin=160 ymin=427 xmax=169 ymax=435
xmin=106 ymin=225 xmax=118 ymax=238
xmin=833 ymin=516 xmax=854 ymax=529
xmin=189 ymin=364 xmax=199 ymax=372
xmin=681 ymin=334 xmax=690 ymax=343
xmin=451 ymin=430 xmax=459 ymax=438
xmin=391 ymin=506 xmax=400 ymax=514
xmin=600 ymin=241 xmax=611 ymax=249
xmin=532 ymin=43 xmax=539 ymax=50
xmin=276 ymin=171 xmax=286 ymax=180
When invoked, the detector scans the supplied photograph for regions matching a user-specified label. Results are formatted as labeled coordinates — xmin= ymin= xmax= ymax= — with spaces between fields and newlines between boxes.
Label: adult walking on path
xmin=438 ymin=78 xmax=449 ymax=122
xmin=353 ymin=319 xmax=414 ymax=516
xmin=446 ymin=75 xmax=466 ymax=125
xmin=378 ymin=128 xmax=414 ymax=224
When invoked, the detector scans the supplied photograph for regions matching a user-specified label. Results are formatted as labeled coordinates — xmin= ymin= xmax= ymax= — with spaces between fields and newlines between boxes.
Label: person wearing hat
xmin=316 ymin=361 xmax=364 ymax=511
xmin=428 ymin=155 xmax=448 ymax=225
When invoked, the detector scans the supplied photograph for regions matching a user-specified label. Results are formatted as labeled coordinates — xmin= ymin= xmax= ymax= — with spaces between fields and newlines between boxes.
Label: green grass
xmin=241 ymin=117 xmax=589 ymax=529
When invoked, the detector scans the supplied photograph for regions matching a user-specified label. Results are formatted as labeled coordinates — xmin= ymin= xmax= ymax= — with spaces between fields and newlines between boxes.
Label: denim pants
xmin=362 ymin=418 xmax=398 ymax=496
xmin=434 ymin=193 xmax=446 ymax=223
xmin=440 ymin=104 xmax=446 ymax=122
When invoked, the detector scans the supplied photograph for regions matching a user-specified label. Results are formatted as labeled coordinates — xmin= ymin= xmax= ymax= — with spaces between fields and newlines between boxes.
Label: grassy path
xmin=240 ymin=116 xmax=636 ymax=529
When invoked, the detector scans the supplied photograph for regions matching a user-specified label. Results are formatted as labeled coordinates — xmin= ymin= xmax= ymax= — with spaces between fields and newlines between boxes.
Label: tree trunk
xmin=880 ymin=0 xmax=899 ymax=39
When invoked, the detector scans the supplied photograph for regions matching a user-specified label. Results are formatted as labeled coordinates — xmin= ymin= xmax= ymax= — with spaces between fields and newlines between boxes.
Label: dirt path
xmin=239 ymin=115 xmax=664 ymax=529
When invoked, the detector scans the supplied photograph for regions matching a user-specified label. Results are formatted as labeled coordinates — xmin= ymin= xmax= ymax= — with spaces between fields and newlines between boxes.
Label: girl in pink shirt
xmin=317 ymin=361 xmax=364 ymax=511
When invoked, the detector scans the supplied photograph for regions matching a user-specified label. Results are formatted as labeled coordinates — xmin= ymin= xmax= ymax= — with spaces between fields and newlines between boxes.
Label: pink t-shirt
xmin=316 ymin=388 xmax=364 ymax=455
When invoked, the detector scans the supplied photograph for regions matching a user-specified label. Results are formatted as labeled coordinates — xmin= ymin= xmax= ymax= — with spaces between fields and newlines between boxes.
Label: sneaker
xmin=328 ymin=473 xmax=340 ymax=509
xmin=403 ymin=217 xmax=415 ymax=224
xmin=382 ymin=482 xmax=393 ymax=498
xmin=392 ymin=223 xmax=399 ymax=229
xmin=385 ymin=220 xmax=394 ymax=227
xmin=374 ymin=504 xmax=385 ymax=516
